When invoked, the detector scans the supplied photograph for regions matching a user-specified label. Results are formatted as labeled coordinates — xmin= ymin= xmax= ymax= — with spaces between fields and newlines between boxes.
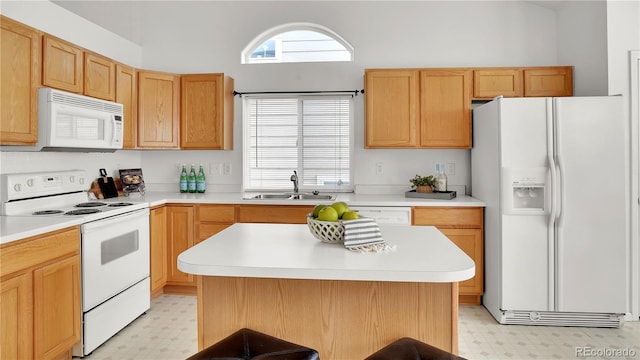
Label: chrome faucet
xmin=290 ymin=171 xmax=299 ymax=193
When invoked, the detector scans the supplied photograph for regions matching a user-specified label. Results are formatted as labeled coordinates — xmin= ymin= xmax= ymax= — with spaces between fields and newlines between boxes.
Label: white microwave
xmin=36 ymin=88 xmax=124 ymax=152
xmin=1 ymin=88 xmax=124 ymax=152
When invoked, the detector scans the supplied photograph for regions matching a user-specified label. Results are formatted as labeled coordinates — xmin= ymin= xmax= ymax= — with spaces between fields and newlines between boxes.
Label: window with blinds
xmin=243 ymin=95 xmax=353 ymax=192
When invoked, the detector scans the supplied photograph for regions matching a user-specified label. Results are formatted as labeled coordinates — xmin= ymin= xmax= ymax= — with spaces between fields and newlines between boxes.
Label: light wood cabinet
xmin=412 ymin=207 xmax=484 ymax=305
xmin=0 ymin=226 xmax=81 ymax=360
xmin=1 ymin=272 xmax=33 ymax=360
xmin=237 ymin=205 xmax=314 ymax=224
xmin=473 ymin=68 xmax=523 ymax=99
xmin=34 ymin=255 xmax=81 ymax=360
xmin=181 ymin=74 xmax=234 ymax=150
xmin=364 ymin=69 xmax=419 ymax=148
xmin=137 ymin=70 xmax=180 ymax=148
xmin=150 ymin=206 xmax=167 ymax=296
xmin=166 ymin=205 xmax=194 ymax=286
xmin=1 ymin=16 xmax=41 ymax=145
xmin=524 ymin=66 xmax=573 ymax=97
xmin=83 ymin=52 xmax=116 ymax=101
xmin=116 ymin=64 xmax=137 ymax=149
xmin=364 ymin=68 xmax=471 ymax=149
xmin=196 ymin=204 xmax=235 ymax=242
xmin=419 ymin=69 xmax=472 ymax=148
xmin=42 ymin=35 xmax=83 ymax=94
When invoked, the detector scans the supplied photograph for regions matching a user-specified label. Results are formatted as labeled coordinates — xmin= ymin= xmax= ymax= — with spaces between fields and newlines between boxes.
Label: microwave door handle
xmin=110 ymin=115 xmax=117 ymax=144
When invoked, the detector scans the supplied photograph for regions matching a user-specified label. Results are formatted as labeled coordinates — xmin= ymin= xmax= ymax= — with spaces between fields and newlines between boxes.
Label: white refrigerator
xmin=472 ymin=96 xmax=631 ymax=327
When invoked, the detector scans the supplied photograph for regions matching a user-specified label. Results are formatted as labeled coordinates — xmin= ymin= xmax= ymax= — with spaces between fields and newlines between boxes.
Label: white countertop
xmin=0 ymin=191 xmax=485 ymax=245
xmin=138 ymin=191 xmax=486 ymax=208
xmin=0 ymin=216 xmax=84 ymax=245
xmin=178 ymin=223 xmax=475 ymax=283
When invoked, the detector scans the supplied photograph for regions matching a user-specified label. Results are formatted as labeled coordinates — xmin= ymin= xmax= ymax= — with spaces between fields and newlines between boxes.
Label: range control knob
xmin=13 ymin=183 xmax=21 ymax=192
xmin=69 ymin=176 xmax=75 ymax=183
xmin=78 ymin=177 xmax=85 ymax=185
xmin=26 ymin=179 xmax=35 ymax=187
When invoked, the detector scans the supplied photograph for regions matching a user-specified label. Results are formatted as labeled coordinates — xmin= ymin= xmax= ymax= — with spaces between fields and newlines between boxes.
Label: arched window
xmin=241 ymin=22 xmax=354 ymax=64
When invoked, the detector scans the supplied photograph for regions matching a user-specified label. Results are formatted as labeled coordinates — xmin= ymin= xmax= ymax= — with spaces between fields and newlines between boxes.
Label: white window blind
xmin=243 ymin=95 xmax=353 ymax=192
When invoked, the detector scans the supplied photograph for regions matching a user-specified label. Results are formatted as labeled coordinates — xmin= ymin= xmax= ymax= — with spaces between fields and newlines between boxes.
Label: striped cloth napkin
xmin=342 ymin=217 xmax=394 ymax=253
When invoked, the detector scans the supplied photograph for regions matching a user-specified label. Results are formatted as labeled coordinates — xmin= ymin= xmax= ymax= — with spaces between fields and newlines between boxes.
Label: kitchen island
xmin=178 ymin=223 xmax=474 ymax=359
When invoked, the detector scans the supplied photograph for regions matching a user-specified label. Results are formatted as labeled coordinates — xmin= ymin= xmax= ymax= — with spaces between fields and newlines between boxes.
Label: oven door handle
xmin=82 ymin=208 xmax=149 ymax=231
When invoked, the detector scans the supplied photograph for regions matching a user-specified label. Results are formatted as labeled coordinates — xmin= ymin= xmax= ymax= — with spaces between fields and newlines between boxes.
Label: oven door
xmin=81 ymin=208 xmax=149 ymax=311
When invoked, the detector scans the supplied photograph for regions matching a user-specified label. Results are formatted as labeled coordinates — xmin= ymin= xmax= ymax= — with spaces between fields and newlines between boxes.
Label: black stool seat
xmin=365 ymin=337 xmax=466 ymax=360
xmin=186 ymin=328 xmax=319 ymax=360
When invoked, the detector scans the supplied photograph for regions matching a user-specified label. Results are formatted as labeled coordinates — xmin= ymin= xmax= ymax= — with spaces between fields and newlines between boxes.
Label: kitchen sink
xmin=290 ymin=194 xmax=334 ymax=200
xmin=251 ymin=194 xmax=293 ymax=199
xmin=244 ymin=193 xmax=335 ymax=201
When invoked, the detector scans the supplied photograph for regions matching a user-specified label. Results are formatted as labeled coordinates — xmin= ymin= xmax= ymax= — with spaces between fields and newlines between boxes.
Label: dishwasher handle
xmin=349 ymin=206 xmax=412 ymax=224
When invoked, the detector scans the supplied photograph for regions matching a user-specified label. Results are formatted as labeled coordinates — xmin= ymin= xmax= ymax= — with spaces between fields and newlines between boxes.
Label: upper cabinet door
xmin=0 ymin=16 xmax=41 ymax=145
xmin=524 ymin=67 xmax=573 ymax=97
xmin=137 ymin=70 xmax=180 ymax=148
xmin=42 ymin=35 xmax=83 ymax=93
xmin=473 ymin=69 xmax=523 ymax=99
xmin=420 ymin=69 xmax=472 ymax=149
xmin=181 ymin=74 xmax=234 ymax=150
xmin=365 ymin=69 xmax=419 ymax=148
xmin=116 ymin=64 xmax=137 ymax=149
xmin=84 ymin=52 xmax=116 ymax=101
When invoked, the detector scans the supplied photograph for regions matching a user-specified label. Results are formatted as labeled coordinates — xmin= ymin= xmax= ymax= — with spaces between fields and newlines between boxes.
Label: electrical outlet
xmin=446 ymin=163 xmax=456 ymax=175
xmin=376 ymin=162 xmax=384 ymax=175
xmin=223 ymin=163 xmax=231 ymax=175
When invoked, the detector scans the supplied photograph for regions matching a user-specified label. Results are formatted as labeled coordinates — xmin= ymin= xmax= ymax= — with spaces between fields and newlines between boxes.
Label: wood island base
xmin=196 ymin=276 xmax=459 ymax=359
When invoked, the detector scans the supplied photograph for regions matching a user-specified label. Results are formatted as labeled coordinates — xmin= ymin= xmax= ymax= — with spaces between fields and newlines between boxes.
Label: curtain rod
xmin=233 ymin=89 xmax=364 ymax=97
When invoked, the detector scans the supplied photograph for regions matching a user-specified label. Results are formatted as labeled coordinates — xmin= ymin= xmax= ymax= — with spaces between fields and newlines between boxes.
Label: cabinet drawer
xmin=473 ymin=69 xmax=523 ymax=98
xmin=1 ymin=227 xmax=80 ymax=276
xmin=197 ymin=204 xmax=235 ymax=223
xmin=412 ymin=207 xmax=483 ymax=228
xmin=237 ymin=205 xmax=313 ymax=224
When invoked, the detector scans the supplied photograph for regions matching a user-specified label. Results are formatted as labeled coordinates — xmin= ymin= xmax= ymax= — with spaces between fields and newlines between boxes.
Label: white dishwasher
xmin=349 ymin=206 xmax=412 ymax=224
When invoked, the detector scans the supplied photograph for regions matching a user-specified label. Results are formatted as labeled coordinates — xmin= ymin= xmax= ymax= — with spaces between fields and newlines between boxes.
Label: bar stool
xmin=185 ymin=328 xmax=319 ymax=360
xmin=365 ymin=337 xmax=467 ymax=360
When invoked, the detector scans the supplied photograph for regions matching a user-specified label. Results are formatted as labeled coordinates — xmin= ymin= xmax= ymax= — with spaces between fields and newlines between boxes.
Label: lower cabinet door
xmin=150 ymin=206 xmax=167 ymax=292
xmin=439 ymin=228 xmax=483 ymax=295
xmin=33 ymin=254 xmax=81 ymax=360
xmin=166 ymin=206 xmax=195 ymax=285
xmin=1 ymin=272 xmax=33 ymax=360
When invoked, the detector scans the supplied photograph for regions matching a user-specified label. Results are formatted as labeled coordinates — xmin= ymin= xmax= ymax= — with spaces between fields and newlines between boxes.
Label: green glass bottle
xmin=196 ymin=164 xmax=206 ymax=193
xmin=188 ymin=164 xmax=197 ymax=193
xmin=179 ymin=164 xmax=188 ymax=193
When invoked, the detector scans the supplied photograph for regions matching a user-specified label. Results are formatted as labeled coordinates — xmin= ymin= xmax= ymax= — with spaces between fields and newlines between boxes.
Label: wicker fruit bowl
xmin=307 ymin=215 xmax=345 ymax=244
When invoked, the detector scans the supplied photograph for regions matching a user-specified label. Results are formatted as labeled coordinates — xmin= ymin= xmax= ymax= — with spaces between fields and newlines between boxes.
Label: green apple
xmin=341 ymin=211 xmax=360 ymax=220
xmin=317 ymin=206 xmax=339 ymax=222
xmin=312 ymin=204 xmax=328 ymax=218
xmin=330 ymin=202 xmax=349 ymax=218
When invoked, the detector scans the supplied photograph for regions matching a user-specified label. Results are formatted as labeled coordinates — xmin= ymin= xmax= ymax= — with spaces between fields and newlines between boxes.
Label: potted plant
xmin=409 ymin=174 xmax=437 ymax=193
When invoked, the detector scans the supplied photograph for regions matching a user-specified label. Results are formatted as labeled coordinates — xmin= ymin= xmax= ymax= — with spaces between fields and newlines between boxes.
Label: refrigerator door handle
xmin=552 ymin=98 xmax=568 ymax=310
xmin=546 ymin=98 xmax=557 ymax=310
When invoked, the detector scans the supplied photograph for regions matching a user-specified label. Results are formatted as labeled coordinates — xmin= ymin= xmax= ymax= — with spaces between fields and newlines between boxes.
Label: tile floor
xmin=83 ymin=295 xmax=640 ymax=360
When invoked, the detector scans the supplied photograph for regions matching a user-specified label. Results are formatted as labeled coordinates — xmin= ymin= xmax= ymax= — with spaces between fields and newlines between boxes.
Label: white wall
xmin=0 ymin=0 xmax=142 ymax=67
xmin=556 ymin=1 xmax=609 ymax=95
xmin=1 ymin=1 xmax=565 ymax=194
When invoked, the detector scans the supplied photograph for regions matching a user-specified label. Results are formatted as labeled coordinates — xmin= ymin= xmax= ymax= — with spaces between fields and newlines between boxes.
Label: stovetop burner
xmin=75 ymin=202 xmax=107 ymax=208
xmin=33 ymin=210 xmax=65 ymax=215
xmin=108 ymin=202 xmax=134 ymax=207
xmin=66 ymin=209 xmax=102 ymax=215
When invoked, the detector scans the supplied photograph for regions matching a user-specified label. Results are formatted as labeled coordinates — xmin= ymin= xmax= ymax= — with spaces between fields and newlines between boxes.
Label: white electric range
xmin=1 ymin=170 xmax=151 ymax=357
